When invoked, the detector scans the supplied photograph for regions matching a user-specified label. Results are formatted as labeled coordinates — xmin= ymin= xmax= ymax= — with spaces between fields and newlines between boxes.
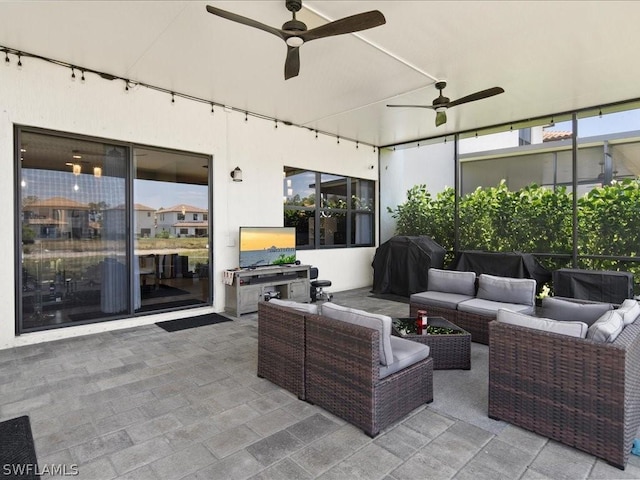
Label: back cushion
xmin=617 ymin=299 xmax=640 ymax=326
xmin=497 ymin=308 xmax=588 ymax=338
xmin=321 ymin=302 xmax=393 ymax=366
xmin=428 ymin=268 xmax=476 ymax=296
xmin=268 ymin=298 xmax=318 ymax=315
xmin=587 ymin=310 xmax=624 ymax=343
xmin=542 ymin=297 xmax=613 ymax=326
xmin=477 ymin=274 xmax=536 ymax=306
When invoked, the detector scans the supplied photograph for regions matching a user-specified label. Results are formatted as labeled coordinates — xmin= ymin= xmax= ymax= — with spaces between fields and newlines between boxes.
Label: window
xmin=180 ymin=228 xmax=189 ymax=235
xmin=177 ymin=213 xmax=185 ymax=221
xmin=283 ymin=167 xmax=374 ymax=248
xmin=193 ymin=213 xmax=198 ymax=221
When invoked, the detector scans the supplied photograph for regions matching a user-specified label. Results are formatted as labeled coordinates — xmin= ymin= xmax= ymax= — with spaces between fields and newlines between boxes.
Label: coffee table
xmin=392 ymin=316 xmax=471 ymax=370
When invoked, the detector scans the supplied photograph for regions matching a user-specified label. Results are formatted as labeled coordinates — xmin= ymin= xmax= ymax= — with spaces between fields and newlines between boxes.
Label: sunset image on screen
xmin=241 ymin=227 xmax=295 ymax=250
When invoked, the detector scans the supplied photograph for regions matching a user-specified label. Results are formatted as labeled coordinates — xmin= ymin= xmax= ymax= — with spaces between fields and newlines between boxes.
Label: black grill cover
xmin=453 ymin=250 xmax=552 ymax=292
xmin=372 ymin=236 xmax=446 ymax=297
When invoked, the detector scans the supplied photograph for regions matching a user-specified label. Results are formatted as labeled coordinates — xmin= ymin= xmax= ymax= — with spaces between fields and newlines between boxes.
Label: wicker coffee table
xmin=392 ymin=316 xmax=471 ymax=370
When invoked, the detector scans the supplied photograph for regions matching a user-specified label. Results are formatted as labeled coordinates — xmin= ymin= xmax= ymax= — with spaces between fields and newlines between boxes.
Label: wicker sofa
xmin=489 ymin=299 xmax=640 ymax=469
xmin=257 ymin=299 xmax=434 ymax=437
xmin=410 ymin=268 xmax=536 ymax=344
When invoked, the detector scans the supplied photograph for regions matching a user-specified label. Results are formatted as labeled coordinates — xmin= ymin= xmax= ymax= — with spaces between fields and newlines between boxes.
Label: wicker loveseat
xmin=410 ymin=268 xmax=536 ymax=344
xmin=489 ymin=299 xmax=640 ymax=469
xmin=257 ymin=299 xmax=434 ymax=437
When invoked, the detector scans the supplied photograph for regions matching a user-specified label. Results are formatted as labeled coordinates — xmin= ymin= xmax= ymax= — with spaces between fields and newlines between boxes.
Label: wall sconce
xmin=72 ymin=163 xmax=81 ymax=175
xmin=230 ymin=166 xmax=243 ymax=182
xmin=93 ymin=166 xmax=102 ymax=178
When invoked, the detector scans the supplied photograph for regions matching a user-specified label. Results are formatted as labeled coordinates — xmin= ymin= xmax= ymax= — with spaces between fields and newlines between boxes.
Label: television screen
xmin=239 ymin=227 xmax=296 ymax=269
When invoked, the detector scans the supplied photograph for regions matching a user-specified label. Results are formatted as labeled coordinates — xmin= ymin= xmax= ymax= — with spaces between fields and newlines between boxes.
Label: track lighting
xmin=315 ymin=131 xmax=318 ymax=139
xmin=71 ymin=67 xmax=76 ymax=80
xmin=337 ymin=136 xmax=340 ymax=144
xmin=356 ymin=142 xmax=359 ymax=149
xmin=81 ymin=70 xmax=85 ymax=82
xmin=245 ymin=112 xmax=248 ymax=122
xmin=4 ymin=51 xmax=8 ymax=65
xmin=210 ymin=103 xmax=214 ymax=114
xmin=17 ymin=54 xmax=22 ymax=68
xmin=274 ymin=119 xmax=278 ymax=129
xmin=171 ymin=92 xmax=175 ymax=104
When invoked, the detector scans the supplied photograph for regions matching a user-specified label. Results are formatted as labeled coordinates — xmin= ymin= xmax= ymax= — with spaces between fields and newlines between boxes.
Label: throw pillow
xmin=496 ymin=308 xmax=588 ymax=338
xmin=587 ymin=310 xmax=624 ymax=343
xmin=268 ymin=298 xmax=318 ymax=315
xmin=617 ymin=299 xmax=640 ymax=326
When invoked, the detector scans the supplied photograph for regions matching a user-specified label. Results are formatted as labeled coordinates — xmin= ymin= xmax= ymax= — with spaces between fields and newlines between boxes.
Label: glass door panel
xmin=19 ymin=131 xmax=128 ymax=330
xmin=133 ymin=148 xmax=210 ymax=312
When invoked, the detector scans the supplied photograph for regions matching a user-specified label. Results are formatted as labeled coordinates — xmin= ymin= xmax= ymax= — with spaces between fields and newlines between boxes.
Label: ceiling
xmin=2 ymin=1 xmax=640 ymax=148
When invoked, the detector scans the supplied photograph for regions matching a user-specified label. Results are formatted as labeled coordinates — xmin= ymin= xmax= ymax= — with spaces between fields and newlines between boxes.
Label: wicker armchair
xmin=257 ymin=301 xmax=307 ymax=399
xmin=489 ymin=319 xmax=640 ymax=469
xmin=305 ymin=314 xmax=433 ymax=437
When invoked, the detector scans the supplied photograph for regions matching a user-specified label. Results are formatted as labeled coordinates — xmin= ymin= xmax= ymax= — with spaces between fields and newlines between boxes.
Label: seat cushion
xmin=410 ymin=291 xmax=474 ymax=310
xmin=477 ymin=274 xmax=536 ymax=306
xmin=268 ymin=298 xmax=318 ymax=315
xmin=321 ymin=302 xmax=394 ymax=366
xmin=617 ymin=299 xmax=640 ymax=325
xmin=380 ymin=337 xmax=430 ymax=379
xmin=428 ymin=268 xmax=476 ymax=296
xmin=587 ymin=310 xmax=624 ymax=343
xmin=458 ymin=298 xmax=535 ymax=317
xmin=541 ymin=297 xmax=612 ymax=326
xmin=497 ymin=308 xmax=588 ymax=338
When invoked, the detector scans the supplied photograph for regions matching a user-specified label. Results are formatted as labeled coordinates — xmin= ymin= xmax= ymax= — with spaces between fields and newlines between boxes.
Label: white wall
xmin=379 ymin=141 xmax=455 ymax=243
xmin=0 ymin=60 xmax=377 ymax=349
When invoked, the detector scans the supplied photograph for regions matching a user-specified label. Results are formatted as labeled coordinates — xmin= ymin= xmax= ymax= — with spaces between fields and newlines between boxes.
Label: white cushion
xmin=410 ymin=291 xmax=474 ymax=310
xmin=458 ymin=298 xmax=535 ymax=316
xmin=587 ymin=310 xmax=624 ymax=343
xmin=380 ymin=337 xmax=430 ymax=379
xmin=497 ymin=308 xmax=588 ymax=338
xmin=428 ymin=268 xmax=476 ymax=296
xmin=542 ymin=297 xmax=612 ymax=326
xmin=617 ymin=299 xmax=640 ymax=326
xmin=321 ymin=302 xmax=394 ymax=366
xmin=477 ymin=274 xmax=536 ymax=306
xmin=268 ymin=298 xmax=318 ymax=315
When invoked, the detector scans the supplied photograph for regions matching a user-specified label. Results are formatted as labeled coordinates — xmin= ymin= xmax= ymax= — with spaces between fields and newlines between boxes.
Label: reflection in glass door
xmin=134 ymin=148 xmax=210 ymax=312
xmin=19 ymin=131 xmax=128 ymax=330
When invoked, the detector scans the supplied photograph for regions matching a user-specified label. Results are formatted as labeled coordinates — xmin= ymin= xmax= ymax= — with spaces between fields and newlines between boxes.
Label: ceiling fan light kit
xmin=206 ymin=0 xmax=386 ymax=79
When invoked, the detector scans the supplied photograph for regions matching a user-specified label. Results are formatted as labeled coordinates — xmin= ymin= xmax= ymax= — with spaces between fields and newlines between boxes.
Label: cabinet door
xmin=238 ymin=285 xmax=263 ymax=314
xmin=289 ymin=280 xmax=309 ymax=302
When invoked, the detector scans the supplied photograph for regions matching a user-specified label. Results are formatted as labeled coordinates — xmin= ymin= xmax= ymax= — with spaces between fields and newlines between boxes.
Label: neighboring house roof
xmin=134 ymin=203 xmax=155 ymax=211
xmin=543 ymin=130 xmax=573 ymax=142
xmin=23 ymin=197 xmax=90 ymax=209
xmin=173 ymin=222 xmax=209 ymax=227
xmin=157 ymin=204 xmax=208 ymax=214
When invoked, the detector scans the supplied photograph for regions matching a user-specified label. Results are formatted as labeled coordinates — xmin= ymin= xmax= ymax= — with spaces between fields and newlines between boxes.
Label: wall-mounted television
xmin=239 ymin=226 xmax=297 ymax=269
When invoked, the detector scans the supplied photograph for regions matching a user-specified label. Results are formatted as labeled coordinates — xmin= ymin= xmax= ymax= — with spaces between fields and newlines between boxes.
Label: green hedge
xmin=389 ymin=178 xmax=640 ymax=290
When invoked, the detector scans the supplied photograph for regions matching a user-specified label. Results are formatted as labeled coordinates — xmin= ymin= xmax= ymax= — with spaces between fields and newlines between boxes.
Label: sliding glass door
xmin=19 ymin=130 xmax=128 ymax=330
xmin=17 ymin=128 xmax=211 ymax=332
xmin=134 ymin=147 xmax=210 ymax=312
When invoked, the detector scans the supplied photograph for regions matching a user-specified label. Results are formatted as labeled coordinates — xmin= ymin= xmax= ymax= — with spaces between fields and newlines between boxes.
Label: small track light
xmin=245 ymin=112 xmax=248 ymax=122
xmin=210 ymin=103 xmax=214 ymax=114
xmin=275 ymin=119 xmax=278 ymax=129
xmin=71 ymin=67 xmax=76 ymax=80
xmin=356 ymin=142 xmax=359 ymax=149
xmin=81 ymin=70 xmax=85 ymax=82
xmin=171 ymin=93 xmax=175 ymax=104
xmin=17 ymin=54 xmax=22 ymax=68
xmin=4 ymin=51 xmax=9 ymax=65
xmin=337 ymin=136 xmax=340 ymax=144
xmin=315 ymin=130 xmax=318 ymax=139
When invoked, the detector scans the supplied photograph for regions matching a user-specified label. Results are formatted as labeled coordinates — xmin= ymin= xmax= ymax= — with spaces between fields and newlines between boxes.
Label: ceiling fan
xmin=205 ymin=0 xmax=386 ymax=80
xmin=387 ymin=81 xmax=505 ymax=127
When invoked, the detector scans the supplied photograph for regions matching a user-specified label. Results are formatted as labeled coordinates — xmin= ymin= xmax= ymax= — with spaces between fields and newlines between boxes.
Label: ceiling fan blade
xmin=206 ymin=5 xmax=284 ymax=40
xmin=299 ymin=10 xmax=385 ymax=42
xmin=284 ymin=46 xmax=301 ymax=80
xmin=386 ymin=104 xmax=435 ymax=109
xmin=447 ymin=87 xmax=505 ymax=108
xmin=435 ymin=111 xmax=447 ymax=127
